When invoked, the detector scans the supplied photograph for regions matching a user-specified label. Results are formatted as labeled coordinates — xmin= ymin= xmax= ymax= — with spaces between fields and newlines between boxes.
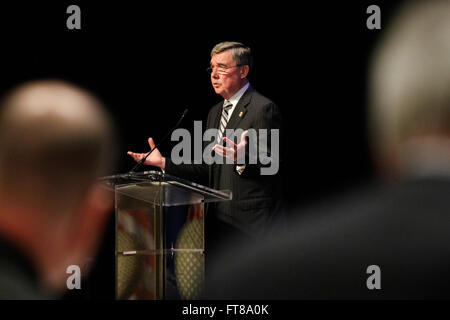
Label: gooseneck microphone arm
xmin=128 ymin=108 xmax=189 ymax=173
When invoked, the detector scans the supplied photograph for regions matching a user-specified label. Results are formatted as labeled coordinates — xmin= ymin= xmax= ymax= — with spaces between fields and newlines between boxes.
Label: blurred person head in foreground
xmin=204 ymin=0 xmax=450 ymax=299
xmin=0 ymin=80 xmax=114 ymax=299
xmin=369 ymin=0 xmax=450 ymax=180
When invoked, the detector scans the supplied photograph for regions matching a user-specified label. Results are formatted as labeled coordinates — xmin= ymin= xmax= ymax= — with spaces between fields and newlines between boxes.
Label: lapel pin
xmin=239 ymin=111 xmax=243 ymax=118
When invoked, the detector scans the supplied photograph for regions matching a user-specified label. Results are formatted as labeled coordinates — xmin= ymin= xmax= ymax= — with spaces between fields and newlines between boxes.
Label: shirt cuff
xmin=236 ymin=164 xmax=246 ymax=175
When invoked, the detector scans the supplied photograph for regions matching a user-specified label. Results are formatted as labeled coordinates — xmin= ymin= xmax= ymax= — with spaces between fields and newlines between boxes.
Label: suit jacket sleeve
xmin=164 ymin=106 xmax=219 ymax=185
xmin=164 ymin=158 xmax=209 ymax=185
xmin=240 ymin=101 xmax=283 ymax=178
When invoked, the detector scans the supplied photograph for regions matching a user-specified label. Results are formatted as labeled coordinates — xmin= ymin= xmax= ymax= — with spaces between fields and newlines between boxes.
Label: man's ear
xmin=87 ymin=184 xmax=114 ymax=218
xmin=67 ymin=184 xmax=113 ymax=268
xmin=240 ymin=65 xmax=249 ymax=79
xmin=81 ymin=184 xmax=113 ymax=244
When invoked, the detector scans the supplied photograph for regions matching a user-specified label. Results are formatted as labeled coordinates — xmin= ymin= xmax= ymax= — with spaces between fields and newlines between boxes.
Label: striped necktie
xmin=217 ymin=100 xmax=233 ymax=143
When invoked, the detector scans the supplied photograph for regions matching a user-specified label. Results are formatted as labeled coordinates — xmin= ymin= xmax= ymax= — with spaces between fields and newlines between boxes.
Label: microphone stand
xmin=128 ymin=109 xmax=188 ymax=173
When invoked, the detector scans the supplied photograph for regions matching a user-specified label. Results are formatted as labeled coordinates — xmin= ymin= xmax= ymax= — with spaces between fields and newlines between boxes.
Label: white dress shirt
xmin=224 ymin=82 xmax=250 ymax=118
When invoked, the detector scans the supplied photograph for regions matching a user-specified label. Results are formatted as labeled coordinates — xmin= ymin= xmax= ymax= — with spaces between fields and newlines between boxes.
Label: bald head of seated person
xmin=0 ymin=80 xmax=114 ymax=299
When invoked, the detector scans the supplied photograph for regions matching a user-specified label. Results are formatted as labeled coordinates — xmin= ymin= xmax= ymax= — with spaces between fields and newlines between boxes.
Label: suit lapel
xmin=211 ymin=103 xmax=222 ymax=130
xmin=208 ymin=103 xmax=224 ymax=189
xmin=208 ymin=86 xmax=253 ymax=190
xmin=226 ymin=86 xmax=253 ymax=130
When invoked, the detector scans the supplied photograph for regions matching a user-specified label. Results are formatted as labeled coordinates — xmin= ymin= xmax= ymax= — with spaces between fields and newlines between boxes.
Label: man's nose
xmin=211 ymin=68 xmax=219 ymax=78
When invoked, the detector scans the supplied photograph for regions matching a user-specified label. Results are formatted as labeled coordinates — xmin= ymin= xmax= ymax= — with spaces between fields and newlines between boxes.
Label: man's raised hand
xmin=127 ymin=137 xmax=166 ymax=170
xmin=213 ymin=130 xmax=248 ymax=163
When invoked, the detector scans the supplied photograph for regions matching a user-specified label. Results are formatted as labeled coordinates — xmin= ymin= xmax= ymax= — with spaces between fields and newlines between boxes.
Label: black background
xmin=0 ymin=1 xmax=401 ymax=299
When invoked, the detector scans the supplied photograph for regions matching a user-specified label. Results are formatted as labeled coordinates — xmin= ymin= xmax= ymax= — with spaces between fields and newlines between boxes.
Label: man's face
xmin=210 ymin=50 xmax=246 ymax=100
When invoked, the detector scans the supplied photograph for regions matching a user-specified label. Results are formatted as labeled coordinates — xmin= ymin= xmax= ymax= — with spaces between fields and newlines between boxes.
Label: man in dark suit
xmin=0 ymin=80 xmax=114 ymax=299
xmin=204 ymin=0 xmax=450 ymax=299
xmin=128 ymin=42 xmax=283 ymax=253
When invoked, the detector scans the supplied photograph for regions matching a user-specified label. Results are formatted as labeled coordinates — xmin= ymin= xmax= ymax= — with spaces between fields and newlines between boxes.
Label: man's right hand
xmin=127 ymin=137 xmax=166 ymax=170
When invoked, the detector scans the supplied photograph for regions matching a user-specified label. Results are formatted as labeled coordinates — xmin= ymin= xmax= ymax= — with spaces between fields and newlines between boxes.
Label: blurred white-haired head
xmin=369 ymin=0 xmax=450 ymax=179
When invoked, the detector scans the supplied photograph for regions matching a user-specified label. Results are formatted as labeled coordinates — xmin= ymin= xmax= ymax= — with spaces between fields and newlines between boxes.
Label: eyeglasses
xmin=206 ymin=65 xmax=244 ymax=75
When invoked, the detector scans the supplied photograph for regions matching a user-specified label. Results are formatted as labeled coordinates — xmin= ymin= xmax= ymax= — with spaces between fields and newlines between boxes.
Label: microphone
xmin=129 ymin=108 xmax=189 ymax=173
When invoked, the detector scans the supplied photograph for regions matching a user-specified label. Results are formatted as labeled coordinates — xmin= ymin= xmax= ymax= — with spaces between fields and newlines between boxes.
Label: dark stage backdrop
xmin=0 ymin=1 xmax=401 ymax=299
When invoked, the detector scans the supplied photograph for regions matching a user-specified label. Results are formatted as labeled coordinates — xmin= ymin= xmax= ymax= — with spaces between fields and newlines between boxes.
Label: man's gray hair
xmin=211 ymin=42 xmax=253 ymax=69
xmin=369 ymin=0 xmax=450 ymax=169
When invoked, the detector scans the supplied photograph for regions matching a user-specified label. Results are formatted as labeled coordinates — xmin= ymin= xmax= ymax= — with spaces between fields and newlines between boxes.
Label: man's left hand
xmin=213 ymin=130 xmax=248 ymax=163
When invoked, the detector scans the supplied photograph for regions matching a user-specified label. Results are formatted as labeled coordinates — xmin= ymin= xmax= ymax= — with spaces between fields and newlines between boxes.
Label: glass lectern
xmin=101 ymin=170 xmax=232 ymax=300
